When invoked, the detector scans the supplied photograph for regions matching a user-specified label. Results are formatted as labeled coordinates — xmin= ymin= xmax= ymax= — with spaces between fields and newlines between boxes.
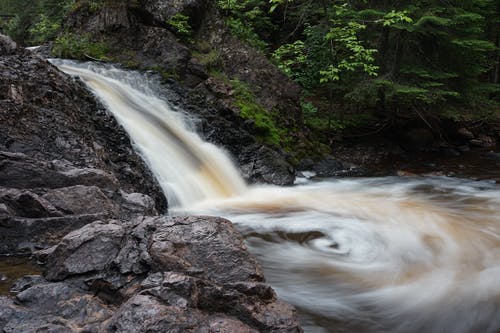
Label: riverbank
xmin=0 ymin=34 xmax=302 ymax=332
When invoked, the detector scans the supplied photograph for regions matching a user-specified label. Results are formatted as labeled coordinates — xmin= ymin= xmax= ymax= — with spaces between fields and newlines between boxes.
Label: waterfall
xmin=52 ymin=59 xmax=247 ymax=208
xmin=53 ymin=59 xmax=500 ymax=333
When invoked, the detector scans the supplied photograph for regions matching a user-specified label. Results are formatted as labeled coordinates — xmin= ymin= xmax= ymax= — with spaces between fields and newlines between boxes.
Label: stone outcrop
xmin=0 ymin=34 xmax=166 ymax=254
xmin=0 ymin=216 xmax=302 ymax=332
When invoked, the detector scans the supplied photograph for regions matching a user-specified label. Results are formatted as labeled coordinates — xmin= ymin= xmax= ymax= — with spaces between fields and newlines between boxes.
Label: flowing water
xmin=54 ymin=60 xmax=500 ymax=333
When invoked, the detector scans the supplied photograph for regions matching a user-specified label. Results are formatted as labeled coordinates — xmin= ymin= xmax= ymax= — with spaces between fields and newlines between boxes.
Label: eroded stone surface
xmin=0 ymin=216 xmax=302 ymax=332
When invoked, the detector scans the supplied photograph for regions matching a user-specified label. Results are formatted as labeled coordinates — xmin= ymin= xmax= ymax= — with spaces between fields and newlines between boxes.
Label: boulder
xmin=0 ymin=216 xmax=302 ymax=332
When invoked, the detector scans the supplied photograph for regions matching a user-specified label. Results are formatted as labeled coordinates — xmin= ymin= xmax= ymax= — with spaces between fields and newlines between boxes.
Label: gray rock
xmin=45 ymin=221 xmax=125 ymax=280
xmin=148 ymin=216 xmax=264 ymax=284
xmin=120 ymin=191 xmax=157 ymax=215
xmin=0 ymin=187 xmax=62 ymax=218
xmin=0 ymin=34 xmax=17 ymax=55
xmin=16 ymin=216 xmax=302 ymax=332
xmin=43 ymin=185 xmax=119 ymax=215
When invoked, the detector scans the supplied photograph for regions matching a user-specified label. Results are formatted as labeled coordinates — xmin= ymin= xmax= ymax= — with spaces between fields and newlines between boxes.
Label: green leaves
xmin=321 ymin=20 xmax=378 ymax=83
xmin=167 ymin=13 xmax=192 ymax=38
xmin=272 ymin=40 xmax=306 ymax=76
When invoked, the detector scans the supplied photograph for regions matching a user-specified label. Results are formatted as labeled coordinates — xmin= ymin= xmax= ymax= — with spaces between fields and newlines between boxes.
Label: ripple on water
xmin=186 ymin=177 xmax=500 ymax=333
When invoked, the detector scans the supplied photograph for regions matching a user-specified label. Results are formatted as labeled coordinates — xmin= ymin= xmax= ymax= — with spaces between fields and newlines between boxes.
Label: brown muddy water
xmin=187 ymin=170 xmax=500 ymax=333
xmin=54 ymin=60 xmax=500 ymax=333
xmin=0 ymin=257 xmax=43 ymax=295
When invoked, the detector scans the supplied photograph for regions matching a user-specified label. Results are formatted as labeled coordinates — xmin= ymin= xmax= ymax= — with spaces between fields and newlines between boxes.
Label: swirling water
xmin=54 ymin=60 xmax=500 ymax=333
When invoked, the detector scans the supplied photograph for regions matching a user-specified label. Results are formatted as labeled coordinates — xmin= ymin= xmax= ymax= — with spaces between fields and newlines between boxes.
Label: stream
xmin=49 ymin=60 xmax=500 ymax=333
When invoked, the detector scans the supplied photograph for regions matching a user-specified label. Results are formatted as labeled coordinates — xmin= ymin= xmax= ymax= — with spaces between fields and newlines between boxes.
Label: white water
xmin=52 ymin=59 xmax=246 ymax=207
xmin=55 ymin=60 xmax=500 ymax=333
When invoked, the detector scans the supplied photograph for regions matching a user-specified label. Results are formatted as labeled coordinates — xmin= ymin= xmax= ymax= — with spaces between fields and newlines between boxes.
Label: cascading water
xmin=54 ymin=60 xmax=500 ymax=333
xmin=52 ymin=59 xmax=247 ymax=207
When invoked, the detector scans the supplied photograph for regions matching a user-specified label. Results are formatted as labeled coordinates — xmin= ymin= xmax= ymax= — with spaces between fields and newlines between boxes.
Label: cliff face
xmin=0 ymin=34 xmax=166 ymax=254
xmin=0 ymin=34 xmax=303 ymax=332
xmin=57 ymin=0 xmax=308 ymax=185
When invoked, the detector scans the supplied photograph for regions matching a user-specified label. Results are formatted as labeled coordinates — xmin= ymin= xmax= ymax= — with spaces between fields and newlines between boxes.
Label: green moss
xmin=231 ymin=79 xmax=288 ymax=147
xmin=192 ymin=49 xmax=222 ymax=72
xmin=70 ymin=0 xmax=103 ymax=14
xmin=149 ymin=66 xmax=180 ymax=81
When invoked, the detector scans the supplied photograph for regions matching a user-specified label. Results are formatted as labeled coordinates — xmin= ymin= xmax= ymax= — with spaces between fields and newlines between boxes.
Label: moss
xmin=109 ymin=49 xmax=140 ymax=69
xmin=149 ymin=66 xmax=180 ymax=81
xmin=192 ymin=49 xmax=222 ymax=72
xmin=70 ymin=0 xmax=103 ymax=14
xmin=231 ymin=79 xmax=289 ymax=147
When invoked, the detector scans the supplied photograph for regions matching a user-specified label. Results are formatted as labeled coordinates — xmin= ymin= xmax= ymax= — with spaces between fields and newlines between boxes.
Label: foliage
xmin=167 ymin=13 xmax=192 ymax=38
xmin=216 ymin=0 xmax=274 ymax=50
xmin=0 ymin=0 xmax=73 ymax=45
xmin=51 ymin=33 xmax=110 ymax=60
xmin=28 ymin=14 xmax=60 ymax=44
xmin=264 ymin=0 xmax=499 ymax=136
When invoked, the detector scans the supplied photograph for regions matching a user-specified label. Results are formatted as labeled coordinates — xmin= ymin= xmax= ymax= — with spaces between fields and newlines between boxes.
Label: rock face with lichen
xmin=0 ymin=33 xmax=303 ymax=332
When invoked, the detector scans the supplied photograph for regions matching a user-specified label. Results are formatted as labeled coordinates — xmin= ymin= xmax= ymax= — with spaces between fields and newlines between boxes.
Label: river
xmin=52 ymin=60 xmax=500 ymax=333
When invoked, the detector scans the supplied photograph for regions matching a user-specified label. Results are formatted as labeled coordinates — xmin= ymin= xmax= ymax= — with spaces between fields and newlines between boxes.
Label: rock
xmin=10 ymin=275 xmax=46 ymax=293
xmin=0 ymin=34 xmax=17 ymax=55
xmin=0 ymin=45 xmax=166 ymax=212
xmin=0 ymin=37 xmax=167 ymax=254
xmin=239 ymin=145 xmax=295 ymax=185
xmin=120 ymin=191 xmax=157 ymax=215
xmin=147 ymin=216 xmax=264 ymax=284
xmin=0 ymin=187 xmax=61 ymax=218
xmin=43 ymin=185 xmax=119 ymax=215
xmin=457 ymin=127 xmax=474 ymax=140
xmin=0 ymin=214 xmax=106 ymax=255
xmin=402 ymin=128 xmax=436 ymax=151
xmin=45 ymin=221 xmax=125 ymax=280
xmin=470 ymin=135 xmax=496 ymax=148
xmin=0 ymin=216 xmax=302 ymax=332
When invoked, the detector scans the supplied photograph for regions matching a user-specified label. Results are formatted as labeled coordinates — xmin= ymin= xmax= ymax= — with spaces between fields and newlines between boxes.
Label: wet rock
xmin=3 ymin=281 xmax=113 ymax=332
xmin=43 ymin=185 xmax=119 ymax=215
xmin=0 ymin=216 xmax=302 ymax=332
xmin=0 ymin=36 xmax=166 ymax=211
xmin=45 ymin=221 xmax=125 ymax=280
xmin=0 ymin=35 xmax=17 ymax=55
xmin=239 ymin=145 xmax=295 ymax=185
xmin=457 ymin=127 xmax=474 ymax=140
xmin=0 ymin=187 xmax=61 ymax=218
xmin=0 ymin=34 xmax=167 ymax=254
xmin=0 ymin=214 xmax=106 ymax=254
xmin=469 ymin=135 xmax=496 ymax=148
xmin=120 ymin=191 xmax=157 ymax=215
xmin=10 ymin=275 xmax=46 ymax=293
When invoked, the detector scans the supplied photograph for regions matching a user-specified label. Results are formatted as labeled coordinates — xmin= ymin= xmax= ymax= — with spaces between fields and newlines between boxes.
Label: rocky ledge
xmin=0 ymin=216 xmax=301 ymax=332
xmin=0 ymin=34 xmax=302 ymax=332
